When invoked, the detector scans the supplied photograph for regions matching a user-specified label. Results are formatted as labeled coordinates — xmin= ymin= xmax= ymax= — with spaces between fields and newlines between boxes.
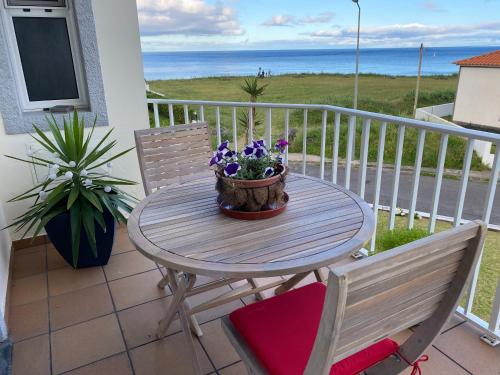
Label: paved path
xmin=288 ymin=162 xmax=500 ymax=226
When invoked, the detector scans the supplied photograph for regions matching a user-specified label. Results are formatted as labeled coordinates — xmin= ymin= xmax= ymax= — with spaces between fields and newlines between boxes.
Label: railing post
xmin=183 ymin=105 xmax=189 ymax=123
xmin=370 ymin=122 xmax=387 ymax=253
xmin=345 ymin=115 xmax=356 ymax=190
xmin=248 ymin=106 xmax=254 ymax=142
xmin=453 ymin=138 xmax=474 ymax=227
xmin=408 ymin=129 xmax=426 ymax=229
xmin=358 ymin=118 xmax=371 ymax=199
xmin=320 ymin=110 xmax=328 ymax=180
xmin=302 ymin=109 xmax=308 ymax=175
xmin=284 ymin=109 xmax=290 ymax=165
xmin=232 ymin=107 xmax=238 ymax=151
xmin=168 ymin=104 xmax=175 ymax=127
xmin=266 ymin=108 xmax=272 ymax=147
xmin=200 ymin=105 xmax=205 ymax=122
xmin=489 ymin=277 xmax=500 ymax=333
xmin=332 ymin=113 xmax=340 ymax=184
xmin=428 ymin=134 xmax=449 ymax=233
xmin=389 ymin=125 xmax=405 ymax=230
xmin=153 ymin=103 xmax=160 ymax=128
xmin=215 ymin=106 xmax=222 ymax=145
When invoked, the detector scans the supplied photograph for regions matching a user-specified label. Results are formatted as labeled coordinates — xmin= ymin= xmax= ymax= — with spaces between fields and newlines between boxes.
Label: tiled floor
xmin=7 ymin=227 xmax=500 ymax=375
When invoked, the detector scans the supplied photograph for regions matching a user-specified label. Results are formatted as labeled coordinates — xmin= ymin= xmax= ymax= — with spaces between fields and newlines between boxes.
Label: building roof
xmin=454 ymin=50 xmax=500 ymax=68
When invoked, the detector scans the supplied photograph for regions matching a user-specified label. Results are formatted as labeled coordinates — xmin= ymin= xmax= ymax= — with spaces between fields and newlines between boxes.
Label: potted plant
xmin=210 ymin=138 xmax=289 ymax=219
xmin=4 ymin=112 xmax=137 ymax=268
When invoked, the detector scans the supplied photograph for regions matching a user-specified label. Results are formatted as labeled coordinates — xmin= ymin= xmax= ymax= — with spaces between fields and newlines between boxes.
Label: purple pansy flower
xmin=253 ymin=140 xmax=265 ymax=148
xmin=263 ymin=167 xmax=274 ymax=178
xmin=275 ymin=139 xmax=289 ymax=153
xmin=218 ymin=141 xmax=229 ymax=152
xmin=224 ymin=162 xmax=241 ymax=177
xmin=209 ymin=151 xmax=224 ymax=166
xmin=255 ymin=147 xmax=267 ymax=159
xmin=243 ymin=145 xmax=255 ymax=158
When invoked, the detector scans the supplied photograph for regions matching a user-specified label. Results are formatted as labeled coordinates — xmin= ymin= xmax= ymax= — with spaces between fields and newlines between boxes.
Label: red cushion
xmin=229 ymin=282 xmax=399 ymax=375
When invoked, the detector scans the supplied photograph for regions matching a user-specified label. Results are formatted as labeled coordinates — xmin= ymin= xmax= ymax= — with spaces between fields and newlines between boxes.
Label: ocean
xmin=142 ymin=46 xmax=499 ymax=80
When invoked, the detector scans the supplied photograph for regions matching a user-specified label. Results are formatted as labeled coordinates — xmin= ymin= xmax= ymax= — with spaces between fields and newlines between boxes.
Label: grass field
xmin=148 ymin=73 xmax=487 ymax=171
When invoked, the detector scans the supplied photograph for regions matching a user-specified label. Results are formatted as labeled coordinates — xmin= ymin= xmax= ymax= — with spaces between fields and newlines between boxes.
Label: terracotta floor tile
xmin=112 ymin=228 xmax=137 ymax=255
xmin=9 ymin=299 xmax=49 ymax=342
xmin=104 ymin=250 xmax=157 ymax=281
xmin=118 ymin=296 xmax=182 ymax=349
xmin=10 ymin=273 xmax=47 ymax=306
xmin=51 ymin=314 xmax=126 ymax=374
xmin=109 ymin=269 xmax=169 ymax=310
xmin=130 ymin=331 xmax=214 ymax=375
xmin=50 ymin=283 xmax=114 ymax=330
xmin=47 ymin=246 xmax=72 ymax=270
xmin=434 ymin=322 xmax=500 ymax=374
xmin=11 ymin=334 xmax=50 ymax=375
xmin=199 ymin=319 xmax=240 ymax=369
xmin=219 ymin=362 xmax=248 ymax=375
xmin=12 ymin=249 xmax=47 ymax=279
xmin=64 ymin=353 xmax=133 ymax=375
xmin=48 ymin=267 xmax=106 ymax=296
xmin=14 ymin=244 xmax=46 ymax=255
xmin=188 ymin=285 xmax=244 ymax=324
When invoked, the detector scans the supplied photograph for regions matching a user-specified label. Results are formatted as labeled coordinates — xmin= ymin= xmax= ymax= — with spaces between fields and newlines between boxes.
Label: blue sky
xmin=137 ymin=0 xmax=500 ymax=51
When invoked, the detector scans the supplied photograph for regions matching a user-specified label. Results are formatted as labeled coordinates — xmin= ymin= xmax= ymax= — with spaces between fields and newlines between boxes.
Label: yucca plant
xmin=239 ymin=77 xmax=268 ymax=143
xmin=4 ymin=111 xmax=137 ymax=266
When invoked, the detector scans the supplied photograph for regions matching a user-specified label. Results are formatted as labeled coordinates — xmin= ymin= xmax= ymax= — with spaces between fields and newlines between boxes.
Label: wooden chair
xmin=222 ymin=221 xmax=487 ymax=375
xmin=134 ymin=122 xmax=213 ymax=196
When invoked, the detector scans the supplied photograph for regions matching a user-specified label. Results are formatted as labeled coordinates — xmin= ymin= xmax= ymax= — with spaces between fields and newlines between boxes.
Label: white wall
xmin=453 ymin=67 xmax=500 ymax=130
xmin=0 ymin=0 xmax=147 ymax=322
xmin=0 ymin=203 xmax=11 ymax=341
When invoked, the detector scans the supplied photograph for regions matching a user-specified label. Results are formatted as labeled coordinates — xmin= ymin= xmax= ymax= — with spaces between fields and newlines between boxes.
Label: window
xmin=2 ymin=0 xmax=88 ymax=111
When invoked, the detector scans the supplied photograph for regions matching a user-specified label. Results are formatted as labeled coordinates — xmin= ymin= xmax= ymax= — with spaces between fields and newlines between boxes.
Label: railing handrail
xmin=147 ymin=98 xmax=500 ymax=143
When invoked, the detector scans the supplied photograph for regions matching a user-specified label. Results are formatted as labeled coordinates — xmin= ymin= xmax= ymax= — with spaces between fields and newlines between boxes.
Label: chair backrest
xmin=305 ymin=220 xmax=487 ymax=375
xmin=134 ymin=122 xmax=213 ymax=195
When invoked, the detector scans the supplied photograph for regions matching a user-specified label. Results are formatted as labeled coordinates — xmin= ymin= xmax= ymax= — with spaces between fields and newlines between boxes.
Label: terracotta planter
xmin=216 ymin=169 xmax=288 ymax=214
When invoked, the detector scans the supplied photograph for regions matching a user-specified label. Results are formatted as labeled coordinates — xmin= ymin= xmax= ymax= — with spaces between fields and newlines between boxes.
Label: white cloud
xmin=137 ymin=0 xmax=244 ymax=36
xmin=301 ymin=11 xmax=335 ymax=24
xmin=261 ymin=11 xmax=335 ymax=27
xmin=261 ymin=14 xmax=296 ymax=27
xmin=305 ymin=22 xmax=500 ymax=46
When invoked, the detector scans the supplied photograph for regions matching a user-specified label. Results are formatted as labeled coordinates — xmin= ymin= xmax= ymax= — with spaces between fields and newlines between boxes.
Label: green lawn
xmin=148 ymin=74 xmax=487 ymax=171
xmin=375 ymin=211 xmax=500 ymax=323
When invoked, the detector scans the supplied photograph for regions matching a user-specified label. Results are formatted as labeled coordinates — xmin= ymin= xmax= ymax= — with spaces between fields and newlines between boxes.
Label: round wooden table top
xmin=128 ymin=174 xmax=374 ymax=278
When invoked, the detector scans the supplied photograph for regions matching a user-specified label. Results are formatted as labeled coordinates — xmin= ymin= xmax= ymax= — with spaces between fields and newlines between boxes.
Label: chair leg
xmin=247 ymin=278 xmax=265 ymax=301
xmin=157 ymin=274 xmax=169 ymax=289
xmin=275 ymin=272 xmax=310 ymax=295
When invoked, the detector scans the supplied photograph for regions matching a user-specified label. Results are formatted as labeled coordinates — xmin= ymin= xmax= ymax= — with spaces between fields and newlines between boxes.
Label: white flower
xmin=68 ymin=161 xmax=76 ymax=167
xmin=51 ymin=164 xmax=60 ymax=171
xmin=80 ymin=169 xmax=88 ymax=177
xmin=39 ymin=191 xmax=48 ymax=201
xmin=83 ymin=178 xmax=92 ymax=186
xmin=64 ymin=171 xmax=73 ymax=179
xmin=48 ymin=173 xmax=57 ymax=181
xmin=104 ymin=186 xmax=112 ymax=193
xmin=55 ymin=158 xmax=63 ymax=164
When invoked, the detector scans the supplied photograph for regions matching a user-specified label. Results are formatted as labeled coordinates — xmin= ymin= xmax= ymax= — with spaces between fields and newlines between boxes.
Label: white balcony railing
xmin=147 ymin=98 xmax=500 ymax=345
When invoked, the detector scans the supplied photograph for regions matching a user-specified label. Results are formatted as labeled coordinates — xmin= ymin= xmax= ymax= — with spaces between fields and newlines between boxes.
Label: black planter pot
xmin=45 ymin=210 xmax=116 ymax=268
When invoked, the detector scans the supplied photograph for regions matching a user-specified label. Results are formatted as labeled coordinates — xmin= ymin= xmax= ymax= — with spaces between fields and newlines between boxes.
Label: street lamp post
xmin=352 ymin=0 xmax=361 ymax=110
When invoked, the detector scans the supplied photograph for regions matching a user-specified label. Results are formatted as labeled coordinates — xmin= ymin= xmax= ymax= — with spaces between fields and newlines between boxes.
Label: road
xmin=288 ymin=162 xmax=500 ymax=226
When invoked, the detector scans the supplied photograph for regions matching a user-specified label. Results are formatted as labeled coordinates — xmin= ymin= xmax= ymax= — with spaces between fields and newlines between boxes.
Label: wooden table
xmin=128 ymin=173 xmax=374 ymax=374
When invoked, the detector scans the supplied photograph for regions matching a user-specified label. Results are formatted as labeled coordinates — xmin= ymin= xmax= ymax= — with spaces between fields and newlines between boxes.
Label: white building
xmin=453 ymin=50 xmax=500 ymax=132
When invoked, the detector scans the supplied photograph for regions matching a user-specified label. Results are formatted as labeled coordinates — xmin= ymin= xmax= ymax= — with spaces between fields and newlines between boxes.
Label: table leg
xmin=274 ymin=272 xmax=310 ymax=295
xmin=247 ymin=278 xmax=265 ymax=301
xmin=178 ymin=302 xmax=204 ymax=375
xmin=157 ymin=274 xmax=169 ymax=289
xmin=314 ymin=268 xmax=327 ymax=282
xmin=157 ymin=271 xmax=191 ymax=338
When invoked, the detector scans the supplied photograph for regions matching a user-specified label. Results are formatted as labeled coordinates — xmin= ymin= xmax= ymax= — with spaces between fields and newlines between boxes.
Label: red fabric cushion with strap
xmin=229 ymin=282 xmax=399 ymax=375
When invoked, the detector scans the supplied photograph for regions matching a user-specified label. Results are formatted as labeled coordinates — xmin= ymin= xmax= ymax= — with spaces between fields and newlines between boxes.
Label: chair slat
xmin=135 ymin=122 xmax=213 ymax=195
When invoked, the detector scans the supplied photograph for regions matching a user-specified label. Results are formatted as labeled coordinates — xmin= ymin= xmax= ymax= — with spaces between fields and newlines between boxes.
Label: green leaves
xmin=4 ymin=110 xmax=138 ymax=267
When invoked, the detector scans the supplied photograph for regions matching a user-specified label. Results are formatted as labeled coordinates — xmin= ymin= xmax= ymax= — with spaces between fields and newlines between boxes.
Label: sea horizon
xmin=143 ymin=45 xmax=499 ymax=81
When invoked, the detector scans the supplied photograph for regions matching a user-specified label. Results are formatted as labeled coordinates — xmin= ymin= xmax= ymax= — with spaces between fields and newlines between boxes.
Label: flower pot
xmin=44 ymin=210 xmax=116 ymax=268
xmin=216 ymin=169 xmax=288 ymax=213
